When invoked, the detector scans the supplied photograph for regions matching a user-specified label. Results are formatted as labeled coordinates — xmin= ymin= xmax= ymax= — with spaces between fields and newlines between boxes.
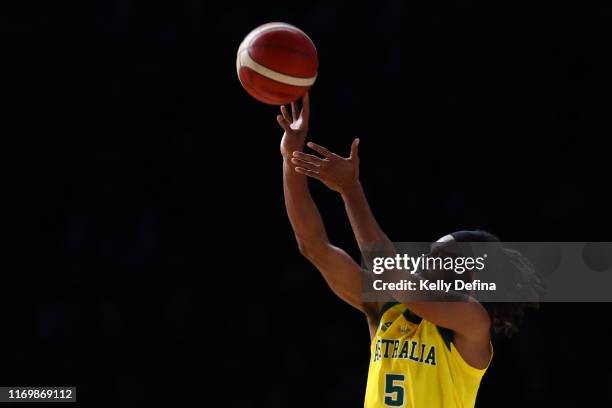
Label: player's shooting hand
xmin=291 ymin=139 xmax=361 ymax=194
xmin=278 ymin=92 xmax=310 ymax=157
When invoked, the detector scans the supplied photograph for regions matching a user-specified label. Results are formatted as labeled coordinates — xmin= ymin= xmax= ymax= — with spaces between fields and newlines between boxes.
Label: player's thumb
xmin=350 ymin=138 xmax=360 ymax=159
xmin=277 ymin=115 xmax=291 ymax=133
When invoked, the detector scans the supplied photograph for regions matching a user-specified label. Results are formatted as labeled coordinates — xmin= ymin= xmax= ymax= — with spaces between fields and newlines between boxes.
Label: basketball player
xmin=277 ymin=93 xmax=539 ymax=407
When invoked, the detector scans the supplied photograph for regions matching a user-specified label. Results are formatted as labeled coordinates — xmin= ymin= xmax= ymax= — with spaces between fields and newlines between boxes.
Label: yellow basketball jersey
xmin=364 ymin=302 xmax=492 ymax=408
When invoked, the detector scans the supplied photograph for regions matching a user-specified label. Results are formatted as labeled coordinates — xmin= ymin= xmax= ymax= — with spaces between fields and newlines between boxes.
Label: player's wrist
xmin=281 ymin=142 xmax=305 ymax=158
xmin=281 ymin=147 xmax=301 ymax=158
xmin=340 ymin=180 xmax=363 ymax=200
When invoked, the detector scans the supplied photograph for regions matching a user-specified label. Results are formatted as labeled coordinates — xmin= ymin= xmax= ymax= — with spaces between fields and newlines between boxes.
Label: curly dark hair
xmin=459 ymin=230 xmax=543 ymax=337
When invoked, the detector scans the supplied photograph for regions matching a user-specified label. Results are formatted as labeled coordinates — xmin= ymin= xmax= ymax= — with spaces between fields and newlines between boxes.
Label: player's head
xmin=421 ymin=230 xmax=499 ymax=282
xmin=428 ymin=229 xmax=542 ymax=337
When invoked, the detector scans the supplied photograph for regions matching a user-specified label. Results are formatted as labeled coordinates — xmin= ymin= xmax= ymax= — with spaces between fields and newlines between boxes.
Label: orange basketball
xmin=236 ymin=22 xmax=318 ymax=105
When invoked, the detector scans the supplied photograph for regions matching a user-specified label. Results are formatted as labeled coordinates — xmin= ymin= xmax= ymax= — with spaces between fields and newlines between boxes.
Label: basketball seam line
xmin=243 ymin=47 xmax=317 ymax=79
xmin=243 ymin=66 xmax=278 ymax=105
xmin=238 ymin=50 xmax=317 ymax=87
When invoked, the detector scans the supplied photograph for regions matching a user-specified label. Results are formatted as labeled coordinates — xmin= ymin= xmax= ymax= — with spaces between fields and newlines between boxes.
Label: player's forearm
xmin=341 ymin=181 xmax=393 ymax=252
xmin=282 ymin=156 xmax=329 ymax=247
xmin=340 ymin=182 xmax=488 ymax=332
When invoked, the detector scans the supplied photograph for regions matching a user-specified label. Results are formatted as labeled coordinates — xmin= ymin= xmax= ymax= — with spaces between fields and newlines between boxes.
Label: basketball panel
xmin=239 ymin=67 xmax=307 ymax=105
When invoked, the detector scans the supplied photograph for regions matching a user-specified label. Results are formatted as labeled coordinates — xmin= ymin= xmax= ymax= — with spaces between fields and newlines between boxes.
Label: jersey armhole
xmin=377 ymin=301 xmax=399 ymax=321
xmin=378 ymin=302 xmax=422 ymax=324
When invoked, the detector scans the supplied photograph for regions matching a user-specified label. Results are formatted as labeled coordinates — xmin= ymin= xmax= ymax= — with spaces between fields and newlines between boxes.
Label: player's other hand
xmin=278 ymin=92 xmax=310 ymax=157
xmin=291 ymin=139 xmax=361 ymax=195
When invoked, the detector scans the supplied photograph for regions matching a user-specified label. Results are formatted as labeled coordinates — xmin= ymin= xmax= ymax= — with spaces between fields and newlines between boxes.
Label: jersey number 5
xmin=384 ymin=373 xmax=405 ymax=407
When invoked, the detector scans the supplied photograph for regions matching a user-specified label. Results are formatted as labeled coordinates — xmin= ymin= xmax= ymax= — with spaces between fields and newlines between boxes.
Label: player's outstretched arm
xmin=278 ymin=94 xmax=376 ymax=317
xmin=291 ymin=139 xmax=390 ymax=253
xmin=292 ymin=140 xmax=491 ymax=343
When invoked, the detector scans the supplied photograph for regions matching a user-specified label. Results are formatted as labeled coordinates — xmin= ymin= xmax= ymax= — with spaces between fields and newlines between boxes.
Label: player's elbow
xmin=296 ymin=238 xmax=326 ymax=262
xmin=297 ymin=239 xmax=315 ymax=259
xmin=465 ymin=308 xmax=492 ymax=340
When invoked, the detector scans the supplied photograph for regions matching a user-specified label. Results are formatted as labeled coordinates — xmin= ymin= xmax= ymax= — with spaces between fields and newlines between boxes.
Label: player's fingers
xmin=307 ymin=141 xmax=335 ymax=159
xmin=350 ymin=138 xmax=360 ymax=159
xmin=301 ymin=92 xmax=310 ymax=121
xmin=295 ymin=166 xmax=324 ymax=181
xmin=277 ymin=115 xmax=291 ymax=132
xmin=280 ymin=105 xmax=292 ymax=124
xmin=291 ymin=157 xmax=320 ymax=171
xmin=291 ymin=101 xmax=299 ymax=122
xmin=292 ymin=151 xmax=325 ymax=164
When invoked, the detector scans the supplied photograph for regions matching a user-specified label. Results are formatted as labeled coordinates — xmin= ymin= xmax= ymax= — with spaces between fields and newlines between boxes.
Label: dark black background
xmin=2 ymin=0 xmax=612 ymax=406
